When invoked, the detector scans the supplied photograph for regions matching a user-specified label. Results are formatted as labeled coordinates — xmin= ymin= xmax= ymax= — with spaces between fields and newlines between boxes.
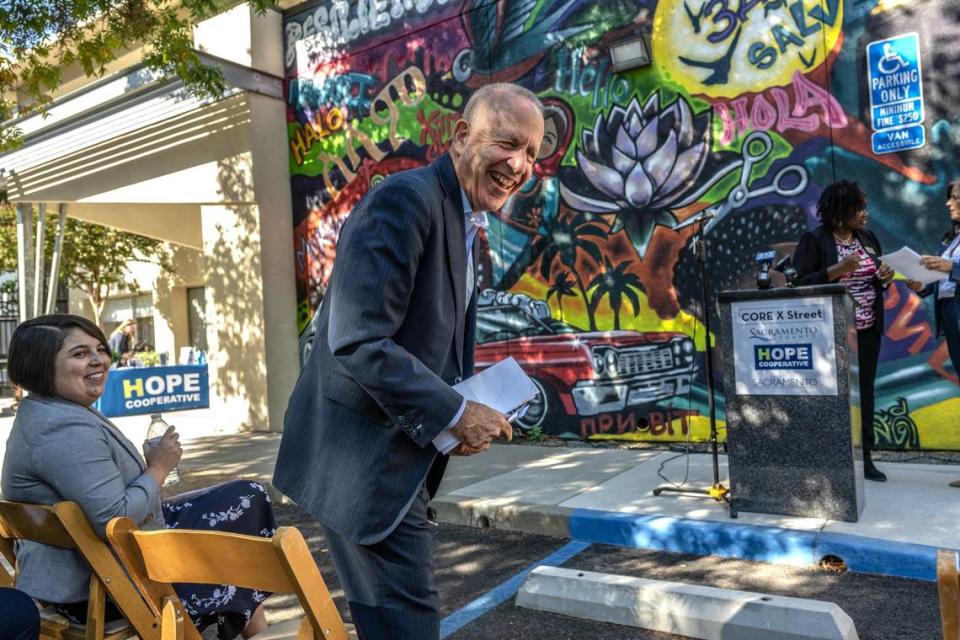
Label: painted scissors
xmin=673 ymin=131 xmax=808 ymax=234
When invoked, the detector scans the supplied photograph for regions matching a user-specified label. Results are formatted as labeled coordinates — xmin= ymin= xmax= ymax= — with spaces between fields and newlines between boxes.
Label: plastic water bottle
xmin=145 ymin=413 xmax=181 ymax=487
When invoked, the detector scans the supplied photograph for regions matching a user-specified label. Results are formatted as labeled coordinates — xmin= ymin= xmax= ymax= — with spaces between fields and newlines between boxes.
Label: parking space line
xmin=439 ymin=540 xmax=592 ymax=638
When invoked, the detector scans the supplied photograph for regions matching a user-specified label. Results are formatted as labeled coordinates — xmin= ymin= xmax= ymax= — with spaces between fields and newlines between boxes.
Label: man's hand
xmin=450 ymin=400 xmax=512 ymax=450
xmin=451 ymin=442 xmax=486 ymax=456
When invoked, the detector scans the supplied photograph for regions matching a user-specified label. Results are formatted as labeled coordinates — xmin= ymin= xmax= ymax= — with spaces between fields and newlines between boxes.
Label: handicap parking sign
xmin=872 ymin=125 xmax=925 ymax=155
xmin=866 ymin=33 xmax=925 ymax=154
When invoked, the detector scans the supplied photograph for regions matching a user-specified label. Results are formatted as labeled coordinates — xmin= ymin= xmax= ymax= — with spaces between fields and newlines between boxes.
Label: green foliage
xmin=0 ymin=0 xmax=278 ymax=152
xmin=133 ymin=350 xmax=162 ymax=366
xmin=525 ymin=425 xmax=545 ymax=443
xmin=0 ymin=205 xmax=172 ymax=322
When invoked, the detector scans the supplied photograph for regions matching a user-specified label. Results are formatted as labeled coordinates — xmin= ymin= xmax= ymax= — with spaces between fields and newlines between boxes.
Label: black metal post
xmin=652 ymin=216 xmax=735 ymax=517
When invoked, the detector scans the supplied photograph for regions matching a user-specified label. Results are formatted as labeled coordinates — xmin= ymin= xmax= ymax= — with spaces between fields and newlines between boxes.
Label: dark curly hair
xmin=816 ymin=180 xmax=866 ymax=231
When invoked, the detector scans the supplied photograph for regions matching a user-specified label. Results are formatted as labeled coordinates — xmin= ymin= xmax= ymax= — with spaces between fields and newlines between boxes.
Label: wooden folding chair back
xmin=160 ymin=599 xmax=186 ymax=640
xmin=107 ymin=518 xmax=349 ymax=640
xmin=0 ymin=500 xmax=159 ymax=640
xmin=938 ymin=549 xmax=960 ymax=640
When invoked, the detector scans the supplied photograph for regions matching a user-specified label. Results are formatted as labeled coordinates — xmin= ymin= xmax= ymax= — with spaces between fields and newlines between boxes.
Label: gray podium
xmin=717 ymin=285 xmax=863 ymax=522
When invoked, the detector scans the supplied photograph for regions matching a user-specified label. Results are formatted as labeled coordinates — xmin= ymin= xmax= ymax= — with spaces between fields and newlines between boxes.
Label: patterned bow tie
xmin=467 ymin=210 xmax=489 ymax=229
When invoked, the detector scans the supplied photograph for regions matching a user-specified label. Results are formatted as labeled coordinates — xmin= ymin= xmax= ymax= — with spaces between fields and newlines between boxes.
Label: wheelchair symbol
xmin=878 ymin=43 xmax=909 ymax=74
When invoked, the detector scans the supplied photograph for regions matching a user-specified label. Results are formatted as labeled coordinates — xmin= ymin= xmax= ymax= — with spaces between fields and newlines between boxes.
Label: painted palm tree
xmin=545 ymin=270 xmax=577 ymax=322
xmin=588 ymin=257 xmax=644 ymax=330
xmin=537 ymin=212 xmax=606 ymax=330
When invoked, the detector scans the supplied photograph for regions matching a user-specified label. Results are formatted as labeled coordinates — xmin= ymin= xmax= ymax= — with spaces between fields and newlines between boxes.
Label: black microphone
xmin=755 ymin=250 xmax=775 ymax=290
xmin=774 ymin=255 xmax=798 ymax=287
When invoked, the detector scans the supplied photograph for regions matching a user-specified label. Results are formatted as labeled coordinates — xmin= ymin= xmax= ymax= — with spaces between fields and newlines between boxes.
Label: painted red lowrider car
xmin=474 ymin=290 xmax=697 ymax=431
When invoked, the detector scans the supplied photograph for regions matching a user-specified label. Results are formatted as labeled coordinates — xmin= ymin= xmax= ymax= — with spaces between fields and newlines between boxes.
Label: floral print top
xmin=835 ymin=237 xmax=877 ymax=330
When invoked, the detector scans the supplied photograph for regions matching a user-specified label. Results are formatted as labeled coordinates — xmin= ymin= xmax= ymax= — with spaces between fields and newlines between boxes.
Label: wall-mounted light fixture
xmin=608 ymin=34 xmax=651 ymax=73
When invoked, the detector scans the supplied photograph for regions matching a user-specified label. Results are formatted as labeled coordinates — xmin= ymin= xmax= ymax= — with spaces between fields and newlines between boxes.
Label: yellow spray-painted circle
xmin=653 ymin=0 xmax=843 ymax=98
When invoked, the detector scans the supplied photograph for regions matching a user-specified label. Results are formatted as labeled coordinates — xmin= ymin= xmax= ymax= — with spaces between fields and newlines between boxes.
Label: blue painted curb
xmin=816 ymin=532 xmax=939 ymax=581
xmin=439 ymin=540 xmax=592 ymax=638
xmin=569 ymin=509 xmax=817 ymax=566
xmin=568 ymin=508 xmax=951 ymax=582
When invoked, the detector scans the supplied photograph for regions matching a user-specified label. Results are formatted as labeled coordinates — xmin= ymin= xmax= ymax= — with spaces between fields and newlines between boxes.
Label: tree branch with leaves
xmin=0 ymin=206 xmax=172 ymax=326
xmin=0 ymin=0 xmax=278 ymax=152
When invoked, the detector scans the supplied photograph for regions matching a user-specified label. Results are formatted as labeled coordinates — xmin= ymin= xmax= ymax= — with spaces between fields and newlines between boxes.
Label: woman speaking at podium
xmin=793 ymin=180 xmax=893 ymax=482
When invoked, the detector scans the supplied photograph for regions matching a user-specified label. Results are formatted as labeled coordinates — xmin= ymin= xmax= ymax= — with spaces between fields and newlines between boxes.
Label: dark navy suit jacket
xmin=273 ymin=153 xmax=478 ymax=544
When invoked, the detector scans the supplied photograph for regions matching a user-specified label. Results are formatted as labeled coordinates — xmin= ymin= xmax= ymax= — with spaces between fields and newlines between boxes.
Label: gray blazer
xmin=1 ymin=395 xmax=163 ymax=603
xmin=274 ymin=153 xmax=478 ymax=545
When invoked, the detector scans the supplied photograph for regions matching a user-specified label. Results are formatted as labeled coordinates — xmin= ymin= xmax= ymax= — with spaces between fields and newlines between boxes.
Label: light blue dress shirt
xmin=938 ymin=234 xmax=960 ymax=299
xmin=435 ymin=191 xmax=489 ymax=447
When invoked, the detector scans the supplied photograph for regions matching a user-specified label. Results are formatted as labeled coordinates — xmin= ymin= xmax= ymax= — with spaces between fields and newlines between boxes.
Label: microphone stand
xmin=654 ymin=209 xmax=735 ymax=518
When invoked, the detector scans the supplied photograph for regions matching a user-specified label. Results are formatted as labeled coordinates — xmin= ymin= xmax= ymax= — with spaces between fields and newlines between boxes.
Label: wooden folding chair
xmin=0 ymin=500 xmax=160 ymax=640
xmin=938 ymin=549 xmax=960 ymax=640
xmin=106 ymin=517 xmax=349 ymax=640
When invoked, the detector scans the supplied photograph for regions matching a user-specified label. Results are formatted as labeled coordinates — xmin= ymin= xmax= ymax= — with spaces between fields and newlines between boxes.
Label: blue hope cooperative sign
xmin=95 ymin=364 xmax=210 ymax=417
xmin=866 ymin=33 xmax=925 ymax=154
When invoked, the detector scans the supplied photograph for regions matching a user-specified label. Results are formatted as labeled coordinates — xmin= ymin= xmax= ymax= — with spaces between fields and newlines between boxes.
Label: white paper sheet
xmin=432 ymin=357 xmax=538 ymax=454
xmin=879 ymin=246 xmax=944 ymax=286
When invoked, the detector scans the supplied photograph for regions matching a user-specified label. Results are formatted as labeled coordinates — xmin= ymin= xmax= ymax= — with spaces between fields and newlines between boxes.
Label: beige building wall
xmin=15 ymin=5 xmax=297 ymax=432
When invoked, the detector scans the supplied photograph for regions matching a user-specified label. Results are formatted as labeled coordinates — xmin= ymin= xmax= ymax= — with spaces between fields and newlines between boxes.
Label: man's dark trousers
xmin=322 ymin=484 xmax=438 ymax=640
xmin=0 ymin=588 xmax=41 ymax=640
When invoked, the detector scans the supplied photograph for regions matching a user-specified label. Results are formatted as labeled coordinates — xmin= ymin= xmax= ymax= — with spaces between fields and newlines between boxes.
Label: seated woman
xmin=1 ymin=315 xmax=275 ymax=639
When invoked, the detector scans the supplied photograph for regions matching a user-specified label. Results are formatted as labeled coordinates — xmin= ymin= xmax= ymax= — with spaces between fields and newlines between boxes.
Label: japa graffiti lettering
xmin=309 ymin=66 xmax=428 ymax=199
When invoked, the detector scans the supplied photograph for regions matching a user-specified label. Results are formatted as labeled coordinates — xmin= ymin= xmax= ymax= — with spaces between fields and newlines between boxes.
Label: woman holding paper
xmin=793 ymin=180 xmax=893 ymax=482
xmin=908 ymin=179 xmax=960 ymax=386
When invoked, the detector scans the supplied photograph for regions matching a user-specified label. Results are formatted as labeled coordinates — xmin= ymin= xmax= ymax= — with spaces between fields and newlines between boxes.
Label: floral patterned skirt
xmin=53 ymin=480 xmax=276 ymax=638
xmin=162 ymin=479 xmax=277 ymax=639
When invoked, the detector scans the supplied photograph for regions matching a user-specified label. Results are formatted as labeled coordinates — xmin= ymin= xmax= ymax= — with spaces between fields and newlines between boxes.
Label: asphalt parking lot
xmin=267 ymin=502 xmax=941 ymax=640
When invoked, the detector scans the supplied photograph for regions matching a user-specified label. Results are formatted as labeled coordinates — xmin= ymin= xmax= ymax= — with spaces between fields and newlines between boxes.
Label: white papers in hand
xmin=432 ymin=357 xmax=538 ymax=454
xmin=880 ymin=246 xmax=943 ymax=286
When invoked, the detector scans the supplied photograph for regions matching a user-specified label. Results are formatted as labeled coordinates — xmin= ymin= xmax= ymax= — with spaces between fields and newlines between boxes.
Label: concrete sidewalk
xmin=2 ymin=397 xmax=955 ymax=583
xmin=167 ymin=432 xmax=960 ymax=583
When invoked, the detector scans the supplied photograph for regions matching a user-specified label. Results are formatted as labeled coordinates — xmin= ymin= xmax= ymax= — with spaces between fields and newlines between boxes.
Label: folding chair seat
xmin=0 ymin=500 xmax=159 ymax=640
xmin=938 ymin=549 xmax=960 ymax=640
xmin=106 ymin=517 xmax=350 ymax=640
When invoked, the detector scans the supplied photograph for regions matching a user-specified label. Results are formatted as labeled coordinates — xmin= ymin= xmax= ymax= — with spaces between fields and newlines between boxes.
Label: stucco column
xmin=199 ymin=109 xmax=297 ymax=431
xmin=193 ymin=5 xmax=297 ymax=432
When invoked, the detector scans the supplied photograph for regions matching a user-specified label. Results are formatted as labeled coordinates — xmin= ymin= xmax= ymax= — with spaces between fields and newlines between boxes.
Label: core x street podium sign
xmin=867 ymin=32 xmax=926 ymax=155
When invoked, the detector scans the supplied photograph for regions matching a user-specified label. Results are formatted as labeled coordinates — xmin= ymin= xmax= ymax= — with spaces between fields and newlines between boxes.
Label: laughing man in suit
xmin=273 ymin=83 xmax=545 ymax=639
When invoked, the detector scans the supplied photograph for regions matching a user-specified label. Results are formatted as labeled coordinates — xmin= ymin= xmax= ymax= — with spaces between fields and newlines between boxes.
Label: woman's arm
xmin=32 ymin=420 xmax=161 ymax=538
xmin=793 ymin=231 xmax=830 ymax=286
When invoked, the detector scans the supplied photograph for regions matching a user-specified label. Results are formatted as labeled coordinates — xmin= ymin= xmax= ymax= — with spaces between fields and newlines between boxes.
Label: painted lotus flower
xmin=560 ymin=93 xmax=711 ymax=257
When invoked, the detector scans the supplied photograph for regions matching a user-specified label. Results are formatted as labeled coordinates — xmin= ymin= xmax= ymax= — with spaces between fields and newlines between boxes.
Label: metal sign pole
xmin=15 ymin=203 xmax=34 ymax=323
xmin=45 ymin=204 xmax=68 ymax=315
xmin=33 ymin=203 xmax=46 ymax=318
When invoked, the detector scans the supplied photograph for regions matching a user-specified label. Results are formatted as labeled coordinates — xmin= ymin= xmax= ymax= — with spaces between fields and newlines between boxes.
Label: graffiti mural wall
xmin=285 ymin=0 xmax=960 ymax=448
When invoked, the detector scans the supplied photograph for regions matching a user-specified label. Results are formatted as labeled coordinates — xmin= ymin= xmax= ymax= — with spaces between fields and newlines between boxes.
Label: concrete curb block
xmin=517 ymin=566 xmax=860 ymax=640
xmin=431 ymin=497 xmax=571 ymax=538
